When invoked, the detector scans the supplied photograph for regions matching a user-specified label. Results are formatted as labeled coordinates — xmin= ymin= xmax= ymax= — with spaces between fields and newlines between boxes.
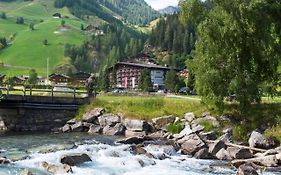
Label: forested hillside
xmin=54 ymin=0 xmax=159 ymax=26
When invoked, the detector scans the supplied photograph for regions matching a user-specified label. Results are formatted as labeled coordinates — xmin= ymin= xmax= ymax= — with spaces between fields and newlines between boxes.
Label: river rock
xmin=103 ymin=123 xmax=125 ymax=136
xmin=124 ymin=119 xmax=150 ymax=132
xmin=61 ymin=124 xmax=71 ymax=133
xmin=249 ymin=131 xmax=267 ymax=149
xmin=0 ymin=119 xmax=7 ymax=131
xmin=82 ymin=108 xmax=104 ymax=123
xmin=236 ymin=163 xmax=258 ymax=175
xmin=117 ymin=136 xmax=153 ymax=145
xmin=180 ymin=133 xmax=206 ymax=155
xmin=232 ymin=153 xmax=281 ymax=167
xmin=191 ymin=124 xmax=205 ymax=133
xmin=60 ymin=153 xmax=92 ymax=166
xmin=199 ymin=131 xmax=217 ymax=141
xmin=88 ymin=124 xmax=102 ymax=134
xmin=173 ymin=124 xmax=193 ymax=140
xmin=266 ymin=136 xmax=280 ymax=149
xmin=148 ymin=130 xmax=166 ymax=139
xmin=227 ymin=147 xmax=253 ymax=159
xmin=41 ymin=161 xmax=72 ymax=174
xmin=194 ymin=148 xmax=211 ymax=159
xmin=98 ymin=114 xmax=120 ymax=127
xmin=0 ymin=157 xmax=10 ymax=164
xmin=184 ymin=112 xmax=195 ymax=122
xmin=66 ymin=118 xmax=77 ymax=125
xmin=71 ymin=121 xmax=85 ymax=132
xmin=125 ymin=130 xmax=147 ymax=137
xmin=209 ymin=140 xmax=226 ymax=155
xmin=152 ymin=115 xmax=175 ymax=129
xmin=215 ymin=148 xmax=232 ymax=160
xmin=129 ymin=145 xmax=154 ymax=159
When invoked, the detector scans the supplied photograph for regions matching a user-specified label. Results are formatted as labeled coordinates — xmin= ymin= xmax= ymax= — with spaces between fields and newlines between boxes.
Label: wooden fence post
xmin=30 ymin=85 xmax=32 ymax=96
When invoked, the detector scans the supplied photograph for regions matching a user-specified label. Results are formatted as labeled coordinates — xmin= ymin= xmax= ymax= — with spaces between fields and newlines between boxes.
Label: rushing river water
xmin=0 ymin=132 xmax=279 ymax=175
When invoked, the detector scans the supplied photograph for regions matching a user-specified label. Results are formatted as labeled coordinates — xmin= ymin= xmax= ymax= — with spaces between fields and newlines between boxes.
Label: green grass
xmin=76 ymin=95 xmax=281 ymax=142
xmin=76 ymin=95 xmax=209 ymax=121
xmin=0 ymin=0 xmax=88 ymax=75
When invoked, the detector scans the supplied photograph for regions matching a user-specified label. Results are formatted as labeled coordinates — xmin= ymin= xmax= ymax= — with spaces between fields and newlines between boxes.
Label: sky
xmin=144 ymin=0 xmax=180 ymax=10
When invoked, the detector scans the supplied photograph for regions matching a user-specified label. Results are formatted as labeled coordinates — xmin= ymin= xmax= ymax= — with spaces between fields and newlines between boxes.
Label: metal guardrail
xmin=0 ymin=86 xmax=89 ymax=99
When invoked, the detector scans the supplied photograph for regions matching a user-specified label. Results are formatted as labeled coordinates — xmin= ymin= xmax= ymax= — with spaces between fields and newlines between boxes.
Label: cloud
xmin=145 ymin=0 xmax=180 ymax=10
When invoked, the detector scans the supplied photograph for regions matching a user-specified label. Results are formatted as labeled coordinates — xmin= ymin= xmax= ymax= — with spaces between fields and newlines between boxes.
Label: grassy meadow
xmin=0 ymin=0 xmax=88 ymax=75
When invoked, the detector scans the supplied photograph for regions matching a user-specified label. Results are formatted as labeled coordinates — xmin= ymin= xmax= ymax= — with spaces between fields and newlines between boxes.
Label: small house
xmin=53 ymin=13 xmax=62 ymax=19
xmin=71 ymin=71 xmax=91 ymax=86
xmin=49 ymin=74 xmax=71 ymax=85
xmin=84 ymin=25 xmax=104 ymax=36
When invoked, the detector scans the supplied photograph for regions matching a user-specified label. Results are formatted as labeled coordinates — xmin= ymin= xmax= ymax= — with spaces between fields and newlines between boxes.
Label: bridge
xmin=0 ymin=86 xmax=91 ymax=132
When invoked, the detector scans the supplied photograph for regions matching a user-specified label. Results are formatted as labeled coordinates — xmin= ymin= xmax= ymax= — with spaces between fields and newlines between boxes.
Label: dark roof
xmin=49 ymin=74 xmax=70 ymax=79
xmin=116 ymin=62 xmax=170 ymax=70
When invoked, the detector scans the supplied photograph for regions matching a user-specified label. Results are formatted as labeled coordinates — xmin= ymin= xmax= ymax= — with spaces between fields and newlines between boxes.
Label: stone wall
xmin=0 ymin=108 xmax=76 ymax=131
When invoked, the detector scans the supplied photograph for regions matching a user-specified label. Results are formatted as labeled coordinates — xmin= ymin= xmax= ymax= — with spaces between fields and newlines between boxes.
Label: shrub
xmin=167 ymin=122 xmax=184 ymax=134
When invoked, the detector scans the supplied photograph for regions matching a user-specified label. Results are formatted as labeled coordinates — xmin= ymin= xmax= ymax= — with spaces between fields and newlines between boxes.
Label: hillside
xmin=158 ymin=6 xmax=180 ymax=15
xmin=0 ymin=0 xmax=88 ymax=75
xmin=0 ymin=0 xmax=158 ymax=76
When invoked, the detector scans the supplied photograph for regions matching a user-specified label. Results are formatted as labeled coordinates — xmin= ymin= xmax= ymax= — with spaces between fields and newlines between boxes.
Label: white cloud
xmin=145 ymin=0 xmax=180 ymax=10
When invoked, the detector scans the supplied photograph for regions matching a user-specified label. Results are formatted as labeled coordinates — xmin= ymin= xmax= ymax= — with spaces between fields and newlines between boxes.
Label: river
xmin=0 ymin=132 xmax=279 ymax=175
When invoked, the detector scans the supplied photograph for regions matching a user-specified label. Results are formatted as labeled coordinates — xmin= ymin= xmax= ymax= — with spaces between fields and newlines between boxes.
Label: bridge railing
xmin=0 ymin=85 xmax=89 ymax=99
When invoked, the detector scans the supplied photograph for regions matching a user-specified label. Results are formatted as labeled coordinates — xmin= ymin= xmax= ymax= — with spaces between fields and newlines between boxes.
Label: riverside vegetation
xmin=41 ymin=94 xmax=281 ymax=174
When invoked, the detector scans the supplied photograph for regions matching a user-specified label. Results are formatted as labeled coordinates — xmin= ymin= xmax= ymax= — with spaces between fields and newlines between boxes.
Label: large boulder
xmin=88 ymin=124 xmax=102 ymax=134
xmin=61 ymin=124 xmax=71 ymax=133
xmin=249 ymin=131 xmax=267 ymax=149
xmin=152 ymin=115 xmax=175 ymax=129
xmin=215 ymin=148 xmax=232 ymax=160
xmin=236 ymin=163 xmax=258 ymax=175
xmin=266 ymin=136 xmax=280 ymax=149
xmin=71 ymin=121 xmax=85 ymax=132
xmin=60 ymin=153 xmax=92 ymax=166
xmin=199 ymin=131 xmax=217 ymax=141
xmin=180 ymin=133 xmax=206 ymax=155
xmin=125 ymin=130 xmax=147 ymax=137
xmin=117 ymin=136 xmax=153 ymax=145
xmin=209 ymin=140 xmax=226 ymax=156
xmin=227 ymin=147 xmax=253 ymax=159
xmin=0 ymin=157 xmax=10 ymax=164
xmin=173 ymin=124 xmax=193 ymax=140
xmin=184 ymin=112 xmax=195 ymax=123
xmin=41 ymin=161 xmax=72 ymax=174
xmin=232 ymin=153 xmax=281 ymax=167
xmin=124 ymin=119 xmax=150 ymax=132
xmin=103 ymin=123 xmax=125 ymax=136
xmin=98 ymin=114 xmax=120 ymax=127
xmin=194 ymin=148 xmax=211 ymax=159
xmin=82 ymin=108 xmax=104 ymax=123
xmin=128 ymin=145 xmax=154 ymax=159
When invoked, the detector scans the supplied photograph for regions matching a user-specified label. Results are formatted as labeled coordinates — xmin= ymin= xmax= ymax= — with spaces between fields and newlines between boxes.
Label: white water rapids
xmin=0 ymin=133 xmax=280 ymax=175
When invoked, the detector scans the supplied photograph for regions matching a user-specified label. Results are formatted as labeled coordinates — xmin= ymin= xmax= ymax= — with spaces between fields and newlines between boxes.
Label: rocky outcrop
xmin=60 ymin=153 xmax=92 ymax=166
xmin=98 ymin=114 xmax=121 ymax=127
xmin=117 ymin=136 xmax=153 ymax=145
xmin=41 ymin=161 xmax=72 ymax=174
xmin=103 ymin=123 xmax=125 ymax=136
xmin=124 ymin=119 xmax=150 ymax=132
xmin=180 ymin=133 xmax=206 ymax=155
xmin=152 ymin=115 xmax=175 ymax=129
xmin=236 ymin=163 xmax=258 ymax=175
xmin=82 ymin=108 xmax=104 ymax=123
xmin=0 ymin=157 xmax=10 ymax=164
xmin=227 ymin=147 xmax=253 ymax=159
xmin=88 ymin=124 xmax=102 ymax=134
xmin=249 ymin=131 xmax=267 ymax=149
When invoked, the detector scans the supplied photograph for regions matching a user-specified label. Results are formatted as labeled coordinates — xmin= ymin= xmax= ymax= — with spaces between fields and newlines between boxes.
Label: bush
xmin=167 ymin=122 xmax=184 ymax=134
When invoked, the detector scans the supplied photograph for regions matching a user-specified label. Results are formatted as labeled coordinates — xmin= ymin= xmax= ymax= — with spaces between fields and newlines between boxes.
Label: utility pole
xmin=46 ymin=57 xmax=49 ymax=85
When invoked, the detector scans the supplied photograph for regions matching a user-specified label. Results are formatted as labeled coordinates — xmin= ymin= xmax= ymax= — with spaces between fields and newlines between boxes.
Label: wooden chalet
xmin=52 ymin=13 xmax=61 ymax=18
xmin=71 ymin=71 xmax=91 ymax=85
xmin=49 ymin=74 xmax=71 ymax=85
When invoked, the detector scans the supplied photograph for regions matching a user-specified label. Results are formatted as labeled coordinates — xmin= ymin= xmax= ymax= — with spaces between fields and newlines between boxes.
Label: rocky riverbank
xmin=47 ymin=108 xmax=281 ymax=175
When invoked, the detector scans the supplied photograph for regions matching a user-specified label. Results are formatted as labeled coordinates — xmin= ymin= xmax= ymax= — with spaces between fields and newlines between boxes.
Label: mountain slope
xmin=158 ymin=6 xmax=180 ymax=15
xmin=0 ymin=0 xmax=87 ymax=75
xmin=0 ymin=0 xmax=157 ymax=76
